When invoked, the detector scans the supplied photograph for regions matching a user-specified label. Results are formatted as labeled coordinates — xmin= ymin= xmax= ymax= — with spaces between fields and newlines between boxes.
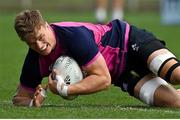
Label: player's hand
xmin=48 ymin=69 xmax=68 ymax=96
xmin=48 ymin=70 xmax=59 ymax=95
xmin=32 ymin=84 xmax=48 ymax=107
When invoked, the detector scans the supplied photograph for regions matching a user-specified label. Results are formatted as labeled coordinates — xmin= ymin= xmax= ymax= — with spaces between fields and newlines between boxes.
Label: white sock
xmin=112 ymin=9 xmax=124 ymax=20
xmin=95 ymin=8 xmax=107 ymax=23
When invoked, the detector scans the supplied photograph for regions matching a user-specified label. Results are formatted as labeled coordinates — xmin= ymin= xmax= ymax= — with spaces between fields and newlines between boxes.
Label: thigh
xmin=126 ymin=25 xmax=167 ymax=81
xmin=128 ymin=25 xmax=166 ymax=64
xmin=134 ymin=73 xmax=180 ymax=107
xmin=147 ymin=48 xmax=180 ymax=84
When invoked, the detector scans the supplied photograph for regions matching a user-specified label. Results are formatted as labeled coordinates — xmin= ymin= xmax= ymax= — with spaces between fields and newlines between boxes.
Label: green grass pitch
xmin=0 ymin=11 xmax=180 ymax=118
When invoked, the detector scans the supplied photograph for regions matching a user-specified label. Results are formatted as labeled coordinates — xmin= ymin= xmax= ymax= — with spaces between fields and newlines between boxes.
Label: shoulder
xmin=24 ymin=48 xmax=39 ymax=64
xmin=50 ymin=23 xmax=99 ymax=66
xmin=51 ymin=23 xmax=93 ymax=37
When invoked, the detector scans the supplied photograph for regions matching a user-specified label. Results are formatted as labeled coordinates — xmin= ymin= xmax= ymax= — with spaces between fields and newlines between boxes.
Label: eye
xmin=39 ymin=34 xmax=45 ymax=41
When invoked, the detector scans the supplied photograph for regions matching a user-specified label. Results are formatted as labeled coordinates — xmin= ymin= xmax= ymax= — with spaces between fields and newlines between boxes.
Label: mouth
xmin=41 ymin=44 xmax=48 ymax=51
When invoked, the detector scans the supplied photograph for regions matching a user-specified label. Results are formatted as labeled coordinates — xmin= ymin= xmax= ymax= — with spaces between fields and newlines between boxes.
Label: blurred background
xmin=0 ymin=0 xmax=179 ymax=24
xmin=0 ymin=0 xmax=162 ymax=22
xmin=0 ymin=0 xmax=158 ymax=13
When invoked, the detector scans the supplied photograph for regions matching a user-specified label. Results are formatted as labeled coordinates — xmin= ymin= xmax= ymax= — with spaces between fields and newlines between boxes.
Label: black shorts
xmin=117 ymin=25 xmax=166 ymax=96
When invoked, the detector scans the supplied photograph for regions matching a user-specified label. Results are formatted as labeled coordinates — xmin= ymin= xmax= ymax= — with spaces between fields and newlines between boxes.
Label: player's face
xmin=26 ymin=23 xmax=56 ymax=55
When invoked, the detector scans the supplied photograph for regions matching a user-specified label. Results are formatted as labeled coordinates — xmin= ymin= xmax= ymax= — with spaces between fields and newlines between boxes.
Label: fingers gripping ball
xmin=53 ymin=56 xmax=83 ymax=100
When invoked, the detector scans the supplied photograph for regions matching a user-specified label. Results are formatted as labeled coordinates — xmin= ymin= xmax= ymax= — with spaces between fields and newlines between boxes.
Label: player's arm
xmin=48 ymin=53 xmax=111 ymax=95
xmin=68 ymin=53 xmax=111 ymax=95
xmin=12 ymin=84 xmax=47 ymax=107
xmin=13 ymin=49 xmax=47 ymax=107
xmin=12 ymin=84 xmax=34 ymax=106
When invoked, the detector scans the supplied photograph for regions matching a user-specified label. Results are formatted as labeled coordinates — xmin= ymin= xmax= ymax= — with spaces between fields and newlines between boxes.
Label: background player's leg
xmin=112 ymin=0 xmax=124 ymax=20
xmin=95 ymin=0 xmax=108 ymax=23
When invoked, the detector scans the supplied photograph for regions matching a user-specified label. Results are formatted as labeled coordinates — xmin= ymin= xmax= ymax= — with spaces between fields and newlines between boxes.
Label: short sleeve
xmin=55 ymin=26 xmax=99 ymax=66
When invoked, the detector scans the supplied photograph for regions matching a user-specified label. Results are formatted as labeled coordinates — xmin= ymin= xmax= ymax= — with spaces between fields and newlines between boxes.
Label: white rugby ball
xmin=53 ymin=56 xmax=83 ymax=100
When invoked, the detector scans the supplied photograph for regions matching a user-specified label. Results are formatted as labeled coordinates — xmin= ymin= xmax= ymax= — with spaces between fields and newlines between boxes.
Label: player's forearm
xmin=68 ymin=74 xmax=111 ymax=95
xmin=12 ymin=96 xmax=32 ymax=106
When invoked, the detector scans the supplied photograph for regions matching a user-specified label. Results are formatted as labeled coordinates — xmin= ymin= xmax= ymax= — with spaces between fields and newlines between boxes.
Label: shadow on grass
xmin=42 ymin=103 xmax=151 ymax=109
xmin=41 ymin=103 xmax=178 ymax=112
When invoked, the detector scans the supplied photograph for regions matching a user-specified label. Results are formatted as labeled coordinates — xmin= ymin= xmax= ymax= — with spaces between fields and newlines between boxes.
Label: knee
xmin=156 ymin=99 xmax=180 ymax=108
xmin=172 ymin=100 xmax=180 ymax=108
xmin=154 ymin=86 xmax=180 ymax=108
xmin=165 ymin=97 xmax=180 ymax=108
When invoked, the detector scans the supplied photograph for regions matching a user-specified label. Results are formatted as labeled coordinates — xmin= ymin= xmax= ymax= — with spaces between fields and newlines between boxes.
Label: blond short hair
xmin=14 ymin=10 xmax=46 ymax=41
